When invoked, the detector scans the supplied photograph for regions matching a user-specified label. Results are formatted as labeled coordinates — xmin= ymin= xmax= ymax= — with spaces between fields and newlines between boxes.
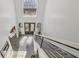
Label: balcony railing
xmin=34 ymin=34 xmax=78 ymax=58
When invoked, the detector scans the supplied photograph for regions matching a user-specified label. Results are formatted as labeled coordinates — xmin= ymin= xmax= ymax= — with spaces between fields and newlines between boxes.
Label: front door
xmin=24 ymin=23 xmax=35 ymax=34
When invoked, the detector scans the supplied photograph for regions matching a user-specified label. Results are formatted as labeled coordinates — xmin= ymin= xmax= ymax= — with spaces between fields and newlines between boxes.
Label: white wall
xmin=42 ymin=0 xmax=79 ymax=44
xmin=14 ymin=0 xmax=46 ymax=23
xmin=23 ymin=0 xmax=46 ymax=23
xmin=14 ymin=0 xmax=46 ymax=35
xmin=0 ymin=0 xmax=15 ymax=50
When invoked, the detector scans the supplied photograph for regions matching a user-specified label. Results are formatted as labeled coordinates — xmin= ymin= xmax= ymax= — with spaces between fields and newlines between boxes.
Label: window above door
xmin=23 ymin=0 xmax=38 ymax=17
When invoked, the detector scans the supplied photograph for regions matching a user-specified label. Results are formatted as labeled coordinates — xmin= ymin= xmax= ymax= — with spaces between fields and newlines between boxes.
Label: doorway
xmin=24 ymin=23 xmax=35 ymax=34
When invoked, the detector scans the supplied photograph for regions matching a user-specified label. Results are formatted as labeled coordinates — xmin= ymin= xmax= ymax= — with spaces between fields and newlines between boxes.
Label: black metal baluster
xmin=40 ymin=37 xmax=44 ymax=48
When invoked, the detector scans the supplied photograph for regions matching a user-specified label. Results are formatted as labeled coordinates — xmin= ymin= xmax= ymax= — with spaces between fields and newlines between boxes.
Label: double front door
xmin=24 ymin=23 xmax=35 ymax=34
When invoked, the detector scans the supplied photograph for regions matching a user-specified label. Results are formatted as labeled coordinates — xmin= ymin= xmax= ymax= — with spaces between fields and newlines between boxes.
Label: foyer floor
xmin=9 ymin=34 xmax=47 ymax=58
xmin=9 ymin=35 xmax=34 ymax=58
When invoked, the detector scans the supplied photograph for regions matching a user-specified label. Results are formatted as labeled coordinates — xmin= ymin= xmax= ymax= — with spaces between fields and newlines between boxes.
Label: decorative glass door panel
xmin=25 ymin=24 xmax=29 ymax=32
xmin=30 ymin=24 xmax=35 ymax=32
xmin=24 ymin=23 xmax=35 ymax=34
